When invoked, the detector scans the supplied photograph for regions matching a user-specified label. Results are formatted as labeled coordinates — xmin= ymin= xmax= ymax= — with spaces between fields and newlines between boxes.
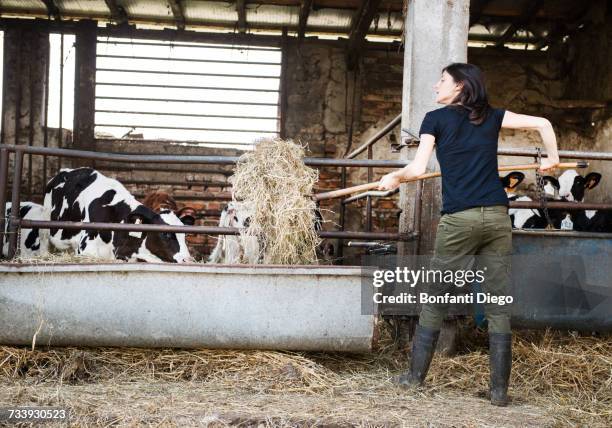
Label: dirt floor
xmin=0 ymin=328 xmax=610 ymax=427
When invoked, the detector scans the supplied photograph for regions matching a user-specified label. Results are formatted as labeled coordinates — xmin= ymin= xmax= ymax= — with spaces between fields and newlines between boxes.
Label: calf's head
xmin=558 ymin=170 xmax=601 ymax=202
xmin=118 ymin=205 xmax=193 ymax=263
xmin=142 ymin=191 xmax=196 ymax=226
xmin=542 ymin=176 xmax=560 ymax=199
xmin=500 ymin=172 xmax=525 ymax=195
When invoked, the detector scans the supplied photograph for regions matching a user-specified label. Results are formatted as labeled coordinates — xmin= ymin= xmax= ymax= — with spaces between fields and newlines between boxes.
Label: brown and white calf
xmin=142 ymin=191 xmax=196 ymax=226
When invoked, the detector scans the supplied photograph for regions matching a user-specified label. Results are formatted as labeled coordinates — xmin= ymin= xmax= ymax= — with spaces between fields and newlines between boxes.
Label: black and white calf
xmin=558 ymin=170 xmax=611 ymax=232
xmin=44 ymin=168 xmax=193 ymax=262
xmin=208 ymin=201 xmax=259 ymax=264
xmin=208 ymin=201 xmax=330 ymax=264
xmin=501 ymin=172 xmax=564 ymax=229
xmin=2 ymin=202 xmax=49 ymax=258
xmin=501 ymin=171 xmax=541 ymax=229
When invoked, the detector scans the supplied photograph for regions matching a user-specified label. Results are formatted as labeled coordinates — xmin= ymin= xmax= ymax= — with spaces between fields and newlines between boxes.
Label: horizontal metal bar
xmin=97 ymin=54 xmax=281 ymax=66
xmin=97 ymin=82 xmax=280 ymax=93
xmin=319 ymin=231 xmax=415 ymax=241
xmin=343 ymin=189 xmax=398 ymax=204
xmin=95 ymin=110 xmax=279 ymax=120
xmin=19 ymin=220 xmax=410 ymax=241
xmin=512 ymin=230 xmax=612 ymax=239
xmin=347 ymin=241 xmax=393 ymax=248
xmin=97 ymin=67 xmax=281 ymax=79
xmin=97 ymin=39 xmax=281 ymax=52
xmin=305 ymin=159 xmax=407 ymax=167
xmin=510 ymin=201 xmax=612 ymax=211
xmin=20 ymin=219 xmax=241 ymax=235
xmin=346 ymin=114 xmax=401 ymax=159
xmin=95 ymin=165 xmax=234 ymax=175
xmin=96 ymin=96 xmax=279 ymax=107
xmin=0 ymin=144 xmax=409 ymax=168
xmin=498 ymin=148 xmax=612 ymax=161
xmin=131 ymin=192 xmax=232 ymax=201
xmin=95 ymin=124 xmax=279 ymax=134
xmin=95 ymin=137 xmax=252 ymax=147
xmin=120 ymin=179 xmax=231 ymax=187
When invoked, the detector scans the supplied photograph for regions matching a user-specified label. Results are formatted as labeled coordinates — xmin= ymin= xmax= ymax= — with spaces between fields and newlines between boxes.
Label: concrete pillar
xmin=398 ymin=0 xmax=470 ymax=354
xmin=398 ymin=0 xmax=470 ymax=256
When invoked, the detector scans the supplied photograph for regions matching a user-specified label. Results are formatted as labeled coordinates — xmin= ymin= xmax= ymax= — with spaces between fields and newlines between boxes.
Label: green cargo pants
xmin=418 ymin=205 xmax=513 ymax=334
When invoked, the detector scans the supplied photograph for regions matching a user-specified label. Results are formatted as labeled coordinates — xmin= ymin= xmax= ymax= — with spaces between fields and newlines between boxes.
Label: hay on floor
xmin=230 ymin=138 xmax=321 ymax=265
xmin=0 ymin=330 xmax=610 ymax=426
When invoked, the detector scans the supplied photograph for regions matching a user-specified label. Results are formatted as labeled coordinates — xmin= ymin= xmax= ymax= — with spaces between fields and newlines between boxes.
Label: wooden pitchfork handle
xmin=314 ymin=161 xmax=588 ymax=201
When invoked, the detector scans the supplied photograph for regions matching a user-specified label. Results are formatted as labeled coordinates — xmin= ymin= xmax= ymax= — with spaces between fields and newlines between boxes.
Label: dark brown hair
xmin=443 ymin=63 xmax=490 ymax=125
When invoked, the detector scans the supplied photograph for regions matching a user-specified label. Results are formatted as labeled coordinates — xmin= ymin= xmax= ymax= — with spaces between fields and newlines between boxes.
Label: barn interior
xmin=0 ymin=0 xmax=610 ymax=262
xmin=0 ymin=2 xmax=611 ymax=426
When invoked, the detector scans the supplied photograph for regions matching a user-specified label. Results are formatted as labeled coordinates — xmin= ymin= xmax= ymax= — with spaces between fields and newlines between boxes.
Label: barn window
xmin=47 ymin=34 xmax=76 ymax=139
xmin=94 ymin=38 xmax=282 ymax=149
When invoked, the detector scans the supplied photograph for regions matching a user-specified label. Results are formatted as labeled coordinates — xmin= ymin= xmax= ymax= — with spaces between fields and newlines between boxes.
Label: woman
xmin=378 ymin=63 xmax=559 ymax=406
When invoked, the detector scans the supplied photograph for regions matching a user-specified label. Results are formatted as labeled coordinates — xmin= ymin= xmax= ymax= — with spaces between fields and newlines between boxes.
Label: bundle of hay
xmin=230 ymin=138 xmax=321 ymax=265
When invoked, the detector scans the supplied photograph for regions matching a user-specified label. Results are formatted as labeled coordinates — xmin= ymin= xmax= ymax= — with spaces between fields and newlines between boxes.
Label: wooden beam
xmin=236 ymin=0 xmax=247 ymax=33
xmin=73 ymin=20 xmax=98 ymax=167
xmin=347 ymin=0 xmax=383 ymax=68
xmin=168 ymin=0 xmax=186 ymax=31
xmin=534 ymin=2 xmax=594 ymax=50
xmin=41 ymin=0 xmax=60 ymax=20
xmin=104 ymin=0 xmax=128 ymax=25
xmin=297 ymin=0 xmax=313 ymax=39
xmin=495 ymin=0 xmax=545 ymax=47
xmin=469 ymin=0 xmax=493 ymax=27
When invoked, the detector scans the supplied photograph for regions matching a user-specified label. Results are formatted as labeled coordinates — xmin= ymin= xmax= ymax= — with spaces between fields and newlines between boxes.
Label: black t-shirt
xmin=419 ymin=106 xmax=508 ymax=215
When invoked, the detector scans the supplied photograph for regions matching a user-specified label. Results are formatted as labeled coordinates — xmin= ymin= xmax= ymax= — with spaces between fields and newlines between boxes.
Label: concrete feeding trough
xmin=0 ymin=263 xmax=377 ymax=352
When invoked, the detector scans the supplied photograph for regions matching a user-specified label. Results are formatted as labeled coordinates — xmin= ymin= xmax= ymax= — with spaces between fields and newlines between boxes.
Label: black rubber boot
xmin=489 ymin=333 xmax=512 ymax=406
xmin=396 ymin=324 xmax=440 ymax=388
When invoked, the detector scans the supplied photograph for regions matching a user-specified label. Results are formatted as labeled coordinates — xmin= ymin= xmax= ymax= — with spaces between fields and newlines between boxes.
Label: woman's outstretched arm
xmin=501 ymin=111 xmax=560 ymax=171
xmin=377 ymin=134 xmax=436 ymax=190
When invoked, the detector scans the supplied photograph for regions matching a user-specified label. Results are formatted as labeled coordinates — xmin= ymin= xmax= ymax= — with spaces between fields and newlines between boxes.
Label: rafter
xmin=168 ymin=0 xmax=186 ymax=31
xmin=297 ymin=0 xmax=313 ymax=39
xmin=495 ymin=0 xmax=544 ymax=47
xmin=347 ymin=0 xmax=383 ymax=68
xmin=236 ymin=0 xmax=247 ymax=33
xmin=469 ymin=0 xmax=493 ymax=27
xmin=104 ymin=0 xmax=128 ymax=25
xmin=534 ymin=2 xmax=595 ymax=50
xmin=41 ymin=0 xmax=61 ymax=20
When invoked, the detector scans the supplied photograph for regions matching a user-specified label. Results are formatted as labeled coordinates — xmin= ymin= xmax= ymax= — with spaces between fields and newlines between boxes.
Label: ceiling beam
xmin=347 ymin=0 xmax=383 ymax=68
xmin=236 ymin=0 xmax=247 ymax=33
xmin=297 ymin=0 xmax=313 ymax=39
xmin=168 ymin=0 xmax=186 ymax=31
xmin=534 ymin=2 xmax=595 ymax=50
xmin=104 ymin=0 xmax=128 ymax=25
xmin=469 ymin=0 xmax=493 ymax=27
xmin=41 ymin=0 xmax=61 ymax=20
xmin=495 ymin=0 xmax=545 ymax=47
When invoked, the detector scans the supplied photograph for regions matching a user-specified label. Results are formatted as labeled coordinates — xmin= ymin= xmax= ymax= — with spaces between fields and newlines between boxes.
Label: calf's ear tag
xmin=129 ymin=217 xmax=143 ymax=238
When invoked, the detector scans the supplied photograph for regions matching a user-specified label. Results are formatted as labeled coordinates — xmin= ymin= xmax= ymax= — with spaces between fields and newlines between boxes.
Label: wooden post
xmin=73 ymin=19 xmax=97 ymax=167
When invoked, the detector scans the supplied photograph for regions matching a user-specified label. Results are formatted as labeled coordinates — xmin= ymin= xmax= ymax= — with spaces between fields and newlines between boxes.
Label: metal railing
xmin=0 ymin=144 xmax=417 ymax=260
xmin=340 ymin=112 xmax=612 ymax=256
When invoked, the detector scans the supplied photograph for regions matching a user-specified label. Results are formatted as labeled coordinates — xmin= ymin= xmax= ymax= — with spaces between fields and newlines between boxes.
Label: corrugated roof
xmin=0 ymin=0 xmax=568 ymax=42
